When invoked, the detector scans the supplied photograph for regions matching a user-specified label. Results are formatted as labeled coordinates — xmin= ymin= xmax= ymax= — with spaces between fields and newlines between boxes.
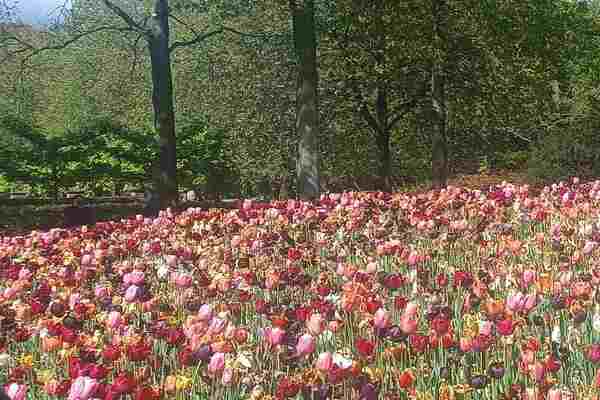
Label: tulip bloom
xmin=296 ymin=334 xmax=316 ymax=357
xmin=124 ymin=285 xmax=140 ymax=303
xmin=208 ymin=352 xmax=225 ymax=375
xmin=4 ymin=384 xmax=27 ymax=400
xmin=106 ymin=311 xmax=123 ymax=330
xmin=373 ymin=308 xmax=391 ymax=329
xmin=316 ymin=352 xmax=333 ymax=372
xmin=68 ymin=376 xmax=99 ymax=400
xmin=587 ymin=344 xmax=600 ymax=364
xmin=306 ymin=313 xmax=325 ymax=336
xmin=264 ymin=327 xmax=285 ymax=347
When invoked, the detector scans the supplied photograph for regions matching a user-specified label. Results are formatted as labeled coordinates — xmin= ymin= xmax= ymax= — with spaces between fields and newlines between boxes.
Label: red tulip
xmin=496 ymin=319 xmax=515 ymax=336
xmin=166 ymin=327 xmax=185 ymax=346
xmin=365 ymin=298 xmax=382 ymax=314
xmin=134 ymin=386 xmax=161 ymax=400
xmin=431 ymin=316 xmax=450 ymax=335
xmin=111 ymin=372 xmax=136 ymax=395
xmin=383 ymin=274 xmax=404 ymax=290
xmin=275 ymin=376 xmax=300 ymax=398
xmin=355 ymin=338 xmax=375 ymax=358
xmin=545 ymin=355 xmax=561 ymax=373
xmin=178 ymin=347 xmax=195 ymax=366
xmin=394 ymin=296 xmax=407 ymax=311
xmin=126 ymin=341 xmax=151 ymax=362
xmin=409 ymin=334 xmax=429 ymax=353
xmin=89 ymin=365 xmax=108 ymax=380
xmin=102 ymin=345 xmax=121 ymax=362
xmin=398 ymin=369 xmax=415 ymax=389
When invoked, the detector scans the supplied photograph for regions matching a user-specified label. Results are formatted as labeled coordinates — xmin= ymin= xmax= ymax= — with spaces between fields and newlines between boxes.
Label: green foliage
xmin=176 ymin=117 xmax=238 ymax=195
xmin=527 ymin=125 xmax=600 ymax=182
xmin=3 ymin=0 xmax=600 ymax=197
xmin=0 ymin=112 xmax=236 ymax=197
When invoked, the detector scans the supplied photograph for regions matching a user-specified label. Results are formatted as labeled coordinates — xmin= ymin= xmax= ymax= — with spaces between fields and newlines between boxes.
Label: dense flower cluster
xmin=2 ymin=179 xmax=600 ymax=399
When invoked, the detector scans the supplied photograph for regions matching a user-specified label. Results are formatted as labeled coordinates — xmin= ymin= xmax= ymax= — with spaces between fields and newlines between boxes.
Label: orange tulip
xmin=42 ymin=336 xmax=61 ymax=353
xmin=164 ymin=375 xmax=177 ymax=394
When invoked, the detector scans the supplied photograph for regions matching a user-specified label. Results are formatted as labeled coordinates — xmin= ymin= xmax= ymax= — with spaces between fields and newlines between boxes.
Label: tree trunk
xmin=290 ymin=0 xmax=320 ymax=201
xmin=430 ymin=0 xmax=449 ymax=189
xmin=375 ymin=84 xmax=391 ymax=190
xmin=149 ymin=0 xmax=178 ymax=209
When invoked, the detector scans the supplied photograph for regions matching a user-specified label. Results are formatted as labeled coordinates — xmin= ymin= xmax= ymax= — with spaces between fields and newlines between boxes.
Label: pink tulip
xmin=68 ymin=376 xmax=98 ymax=400
xmin=265 ymin=327 xmax=285 ymax=347
xmin=316 ymin=352 xmax=333 ymax=372
xmin=4 ymin=383 xmax=27 ymax=400
xmin=296 ymin=333 xmax=316 ymax=357
xmin=69 ymin=293 xmax=81 ymax=309
xmin=479 ymin=320 xmax=493 ymax=336
xmin=207 ymin=318 xmax=227 ymax=336
xmin=81 ymin=254 xmax=93 ymax=267
xmin=407 ymin=251 xmax=418 ymax=266
xmin=373 ymin=308 xmax=391 ymax=329
xmin=404 ymin=302 xmax=419 ymax=317
xmin=506 ymin=292 xmax=524 ymax=312
xmin=106 ymin=311 xmax=123 ymax=330
xmin=521 ymin=270 xmax=536 ymax=286
xmin=533 ymin=361 xmax=546 ymax=383
xmin=584 ymin=241 xmax=597 ymax=255
xmin=208 ymin=352 xmax=225 ymax=375
xmin=399 ymin=315 xmax=417 ymax=335
xmin=365 ymin=261 xmax=378 ymax=274
xmin=173 ymin=272 xmax=192 ymax=288
xmin=198 ymin=304 xmax=213 ymax=321
xmin=523 ymin=294 xmax=537 ymax=313
xmin=547 ymin=388 xmax=562 ymax=400
xmin=166 ymin=254 xmax=178 ymax=267
xmin=306 ymin=313 xmax=325 ymax=336
xmin=221 ymin=367 xmax=233 ymax=386
xmin=521 ymin=349 xmax=535 ymax=365
xmin=124 ymin=285 xmax=140 ymax=302
xmin=459 ymin=337 xmax=472 ymax=353
xmin=17 ymin=268 xmax=32 ymax=281
xmin=123 ymin=271 xmax=145 ymax=286
xmin=3 ymin=287 xmax=17 ymax=300
xmin=94 ymin=285 xmax=111 ymax=298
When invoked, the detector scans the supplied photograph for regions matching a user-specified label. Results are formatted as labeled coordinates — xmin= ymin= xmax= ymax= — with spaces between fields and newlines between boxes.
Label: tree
xmin=326 ymin=1 xmax=427 ymax=189
xmin=429 ymin=0 xmax=448 ymax=188
xmin=0 ymin=0 xmax=228 ymax=209
xmin=290 ymin=0 xmax=320 ymax=200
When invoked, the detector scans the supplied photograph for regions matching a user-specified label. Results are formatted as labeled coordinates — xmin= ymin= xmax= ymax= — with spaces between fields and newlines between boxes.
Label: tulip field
xmin=4 ymin=179 xmax=600 ymax=400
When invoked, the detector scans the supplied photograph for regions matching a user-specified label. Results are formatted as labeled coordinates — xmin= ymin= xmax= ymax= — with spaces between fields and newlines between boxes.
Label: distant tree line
xmin=1 ymin=0 xmax=600 ymax=202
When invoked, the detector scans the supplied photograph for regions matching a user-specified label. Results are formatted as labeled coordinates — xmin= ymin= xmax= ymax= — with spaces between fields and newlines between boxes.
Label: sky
xmin=16 ymin=0 xmax=67 ymax=24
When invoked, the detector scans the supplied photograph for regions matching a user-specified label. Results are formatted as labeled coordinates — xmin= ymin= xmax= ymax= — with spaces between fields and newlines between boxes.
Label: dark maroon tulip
xmin=301 ymin=384 xmax=331 ymax=400
xmin=359 ymin=383 xmax=379 ymax=400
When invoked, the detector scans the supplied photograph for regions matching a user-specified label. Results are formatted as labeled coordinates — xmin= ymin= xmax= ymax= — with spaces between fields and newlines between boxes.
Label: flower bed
xmin=0 ymin=179 xmax=599 ymax=399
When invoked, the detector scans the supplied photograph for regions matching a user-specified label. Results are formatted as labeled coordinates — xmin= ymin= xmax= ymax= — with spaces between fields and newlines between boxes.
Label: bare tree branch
xmin=387 ymin=99 xmax=419 ymax=130
xmin=101 ymin=0 xmax=148 ymax=34
xmin=353 ymin=88 xmax=381 ymax=135
xmin=128 ymin=31 xmax=145 ymax=80
xmin=169 ymin=28 xmax=223 ymax=53
xmin=0 ymin=25 xmax=135 ymax=65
